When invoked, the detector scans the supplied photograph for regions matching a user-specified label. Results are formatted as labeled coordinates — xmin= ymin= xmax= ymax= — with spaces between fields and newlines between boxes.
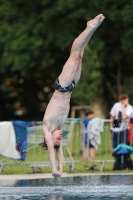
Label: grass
xmin=0 ymin=121 xmax=133 ymax=175
xmin=1 ymin=160 xmax=133 ymax=175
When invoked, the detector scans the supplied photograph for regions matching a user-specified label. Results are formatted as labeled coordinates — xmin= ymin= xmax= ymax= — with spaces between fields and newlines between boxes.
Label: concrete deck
xmin=0 ymin=172 xmax=133 ymax=180
xmin=0 ymin=173 xmax=93 ymax=180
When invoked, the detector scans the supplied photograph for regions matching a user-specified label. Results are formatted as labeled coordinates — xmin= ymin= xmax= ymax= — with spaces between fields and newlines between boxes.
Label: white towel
xmin=0 ymin=121 xmax=20 ymax=159
xmin=87 ymin=118 xmax=104 ymax=149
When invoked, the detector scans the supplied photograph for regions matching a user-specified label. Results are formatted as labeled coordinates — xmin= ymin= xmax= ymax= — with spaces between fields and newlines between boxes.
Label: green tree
xmin=101 ymin=0 xmax=133 ymax=107
xmin=0 ymin=0 xmax=133 ymax=120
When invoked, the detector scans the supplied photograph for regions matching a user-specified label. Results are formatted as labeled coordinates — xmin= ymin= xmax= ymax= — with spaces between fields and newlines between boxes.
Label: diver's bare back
xmin=43 ymin=90 xmax=71 ymax=132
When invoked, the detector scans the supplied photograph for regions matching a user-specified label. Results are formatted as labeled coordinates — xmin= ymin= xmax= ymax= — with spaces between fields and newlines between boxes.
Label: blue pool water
xmin=1 ymin=174 xmax=133 ymax=199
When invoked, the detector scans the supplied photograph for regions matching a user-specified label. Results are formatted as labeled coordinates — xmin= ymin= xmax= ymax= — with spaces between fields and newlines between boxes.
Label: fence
xmin=26 ymin=118 xmax=81 ymax=172
xmin=0 ymin=118 xmax=82 ymax=173
xmin=0 ymin=118 xmax=132 ymax=173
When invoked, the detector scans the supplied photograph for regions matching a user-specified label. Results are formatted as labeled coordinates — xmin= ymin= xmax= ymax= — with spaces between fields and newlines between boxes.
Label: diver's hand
xmin=58 ymin=168 xmax=62 ymax=176
xmin=52 ymin=171 xmax=61 ymax=178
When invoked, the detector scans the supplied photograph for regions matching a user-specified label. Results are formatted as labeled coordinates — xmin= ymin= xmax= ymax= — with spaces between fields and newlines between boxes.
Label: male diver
xmin=41 ymin=14 xmax=105 ymax=177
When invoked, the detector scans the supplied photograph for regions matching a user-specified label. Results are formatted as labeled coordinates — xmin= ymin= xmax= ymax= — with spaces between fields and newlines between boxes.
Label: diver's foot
xmin=87 ymin=14 xmax=105 ymax=30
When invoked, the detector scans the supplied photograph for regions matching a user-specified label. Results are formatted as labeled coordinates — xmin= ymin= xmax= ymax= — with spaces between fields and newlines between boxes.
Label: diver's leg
xmin=59 ymin=14 xmax=105 ymax=87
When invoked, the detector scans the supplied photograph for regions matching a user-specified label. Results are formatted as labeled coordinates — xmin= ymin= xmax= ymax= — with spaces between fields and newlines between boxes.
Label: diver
xmin=41 ymin=14 xmax=105 ymax=178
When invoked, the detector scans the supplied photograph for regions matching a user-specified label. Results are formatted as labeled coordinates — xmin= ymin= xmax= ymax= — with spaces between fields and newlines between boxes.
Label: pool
xmin=1 ymin=174 xmax=133 ymax=199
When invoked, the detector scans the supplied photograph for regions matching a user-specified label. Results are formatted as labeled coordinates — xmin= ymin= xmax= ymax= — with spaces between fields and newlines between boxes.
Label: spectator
xmin=110 ymin=93 xmax=133 ymax=149
xmin=82 ymin=109 xmax=97 ymax=170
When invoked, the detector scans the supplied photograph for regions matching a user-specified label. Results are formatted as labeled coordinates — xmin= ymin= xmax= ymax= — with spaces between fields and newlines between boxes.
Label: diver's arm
xmin=42 ymin=124 xmax=58 ymax=174
xmin=56 ymin=142 xmax=63 ymax=175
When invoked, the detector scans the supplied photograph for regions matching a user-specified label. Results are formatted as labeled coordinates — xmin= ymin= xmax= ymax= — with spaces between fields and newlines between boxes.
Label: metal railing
xmin=0 ymin=118 xmax=132 ymax=173
xmin=0 ymin=118 xmax=81 ymax=173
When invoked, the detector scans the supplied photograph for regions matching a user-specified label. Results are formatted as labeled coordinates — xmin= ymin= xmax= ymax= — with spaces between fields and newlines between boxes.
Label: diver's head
xmin=52 ymin=129 xmax=62 ymax=147
xmin=39 ymin=129 xmax=62 ymax=150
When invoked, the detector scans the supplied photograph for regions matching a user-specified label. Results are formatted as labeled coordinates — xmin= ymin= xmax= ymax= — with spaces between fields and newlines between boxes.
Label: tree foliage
xmin=0 ymin=0 xmax=133 ymax=120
